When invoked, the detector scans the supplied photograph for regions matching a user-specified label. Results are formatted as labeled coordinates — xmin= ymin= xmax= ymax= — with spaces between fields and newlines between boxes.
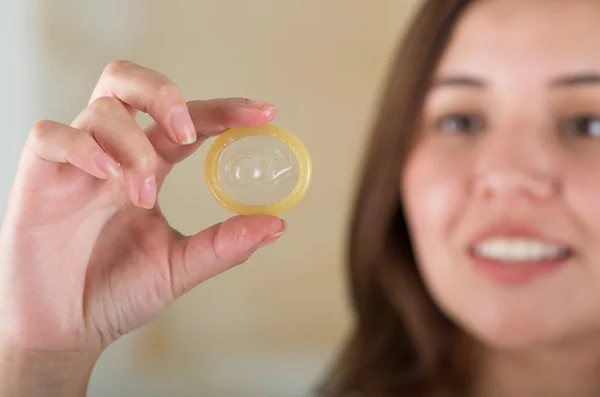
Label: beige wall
xmin=35 ymin=0 xmax=421 ymax=395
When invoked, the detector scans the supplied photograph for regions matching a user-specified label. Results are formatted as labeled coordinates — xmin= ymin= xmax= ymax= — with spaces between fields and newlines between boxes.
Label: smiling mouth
xmin=471 ymin=238 xmax=572 ymax=263
xmin=466 ymin=227 xmax=575 ymax=284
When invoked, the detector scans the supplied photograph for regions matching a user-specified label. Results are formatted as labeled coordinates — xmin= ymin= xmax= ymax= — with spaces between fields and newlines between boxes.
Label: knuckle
xmin=102 ymin=59 xmax=134 ymax=78
xmin=88 ymin=96 xmax=122 ymax=118
xmin=134 ymin=150 xmax=158 ymax=173
xmin=147 ymin=80 xmax=184 ymax=117
xmin=212 ymin=227 xmax=231 ymax=265
xmin=212 ymin=220 xmax=251 ymax=265
xmin=29 ymin=119 xmax=56 ymax=141
xmin=156 ymin=80 xmax=183 ymax=102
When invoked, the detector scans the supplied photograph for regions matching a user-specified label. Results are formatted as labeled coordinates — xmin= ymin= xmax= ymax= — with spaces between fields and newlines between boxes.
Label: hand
xmin=0 ymin=60 xmax=285 ymax=356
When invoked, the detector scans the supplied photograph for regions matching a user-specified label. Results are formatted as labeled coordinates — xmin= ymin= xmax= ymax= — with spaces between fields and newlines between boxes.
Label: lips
xmin=467 ymin=225 xmax=574 ymax=284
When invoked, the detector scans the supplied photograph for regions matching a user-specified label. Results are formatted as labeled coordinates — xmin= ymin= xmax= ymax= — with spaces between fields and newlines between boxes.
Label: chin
xmin=468 ymin=324 xmax=550 ymax=351
xmin=458 ymin=311 xmax=568 ymax=351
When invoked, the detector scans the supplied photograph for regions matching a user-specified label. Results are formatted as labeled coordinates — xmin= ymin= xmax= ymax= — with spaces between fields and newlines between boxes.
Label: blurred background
xmin=2 ymin=0 xmax=421 ymax=396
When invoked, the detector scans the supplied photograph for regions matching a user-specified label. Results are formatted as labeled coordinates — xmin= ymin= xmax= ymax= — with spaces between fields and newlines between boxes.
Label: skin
xmin=402 ymin=0 xmax=600 ymax=396
xmin=7 ymin=2 xmax=600 ymax=397
xmin=0 ymin=61 xmax=285 ymax=396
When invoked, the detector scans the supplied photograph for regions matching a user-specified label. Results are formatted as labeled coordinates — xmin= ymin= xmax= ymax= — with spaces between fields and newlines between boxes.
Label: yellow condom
xmin=204 ymin=123 xmax=312 ymax=215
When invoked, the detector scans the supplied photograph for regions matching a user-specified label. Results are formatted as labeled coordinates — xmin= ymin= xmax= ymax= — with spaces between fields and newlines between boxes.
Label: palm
xmin=85 ymin=203 xmax=178 ymax=347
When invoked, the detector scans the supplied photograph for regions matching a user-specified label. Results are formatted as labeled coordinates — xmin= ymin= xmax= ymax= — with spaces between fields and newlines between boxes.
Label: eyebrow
xmin=433 ymin=72 xmax=600 ymax=89
xmin=550 ymin=73 xmax=600 ymax=87
xmin=432 ymin=75 xmax=485 ymax=88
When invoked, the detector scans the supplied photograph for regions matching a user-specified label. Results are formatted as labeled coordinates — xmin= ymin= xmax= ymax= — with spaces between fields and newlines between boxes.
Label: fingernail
xmin=138 ymin=175 xmax=157 ymax=209
xmin=169 ymin=106 xmax=197 ymax=145
xmin=256 ymin=230 xmax=285 ymax=248
xmin=93 ymin=151 xmax=121 ymax=178
xmin=246 ymin=100 xmax=275 ymax=112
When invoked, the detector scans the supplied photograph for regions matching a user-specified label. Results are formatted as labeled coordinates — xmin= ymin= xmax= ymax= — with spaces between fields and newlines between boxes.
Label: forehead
xmin=436 ymin=0 xmax=600 ymax=80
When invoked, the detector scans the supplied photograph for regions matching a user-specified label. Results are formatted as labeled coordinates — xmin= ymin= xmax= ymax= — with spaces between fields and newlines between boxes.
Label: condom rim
xmin=205 ymin=123 xmax=312 ymax=215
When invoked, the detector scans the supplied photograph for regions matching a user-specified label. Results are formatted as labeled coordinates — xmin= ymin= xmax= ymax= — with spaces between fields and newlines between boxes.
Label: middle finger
xmin=72 ymin=96 xmax=158 ymax=209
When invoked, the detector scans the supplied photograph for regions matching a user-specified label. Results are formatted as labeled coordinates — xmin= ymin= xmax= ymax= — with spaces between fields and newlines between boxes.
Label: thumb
xmin=169 ymin=215 xmax=285 ymax=298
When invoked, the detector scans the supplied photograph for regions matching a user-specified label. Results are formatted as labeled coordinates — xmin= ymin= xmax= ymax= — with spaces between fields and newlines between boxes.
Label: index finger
xmin=149 ymin=97 xmax=278 ymax=168
xmin=87 ymin=60 xmax=197 ymax=145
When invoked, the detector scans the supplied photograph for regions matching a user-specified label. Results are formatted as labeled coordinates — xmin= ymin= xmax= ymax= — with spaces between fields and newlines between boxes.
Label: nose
xmin=472 ymin=136 xmax=559 ymax=202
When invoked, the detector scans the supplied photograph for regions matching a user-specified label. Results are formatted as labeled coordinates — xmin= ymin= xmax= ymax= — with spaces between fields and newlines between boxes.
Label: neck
xmin=469 ymin=335 xmax=600 ymax=397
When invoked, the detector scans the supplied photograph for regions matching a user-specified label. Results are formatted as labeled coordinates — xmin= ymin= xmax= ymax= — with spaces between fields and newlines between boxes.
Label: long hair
xmin=320 ymin=1 xmax=475 ymax=396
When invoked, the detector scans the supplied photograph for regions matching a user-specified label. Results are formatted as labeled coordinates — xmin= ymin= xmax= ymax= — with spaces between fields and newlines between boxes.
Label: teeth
xmin=473 ymin=238 xmax=568 ymax=263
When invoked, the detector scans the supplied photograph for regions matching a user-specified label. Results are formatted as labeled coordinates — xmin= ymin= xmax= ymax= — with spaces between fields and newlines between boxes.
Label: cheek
xmin=401 ymin=144 xmax=479 ymax=336
xmin=561 ymin=156 xmax=600 ymax=298
xmin=563 ymin=160 xmax=600 ymax=243
xmin=401 ymin=144 xmax=467 ymax=275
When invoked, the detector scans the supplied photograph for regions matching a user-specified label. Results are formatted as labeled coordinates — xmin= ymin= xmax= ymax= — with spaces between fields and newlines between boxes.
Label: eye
xmin=563 ymin=115 xmax=600 ymax=137
xmin=437 ymin=113 xmax=484 ymax=134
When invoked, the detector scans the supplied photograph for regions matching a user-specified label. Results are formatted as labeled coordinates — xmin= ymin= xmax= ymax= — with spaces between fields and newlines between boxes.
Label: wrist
xmin=0 ymin=336 xmax=100 ymax=397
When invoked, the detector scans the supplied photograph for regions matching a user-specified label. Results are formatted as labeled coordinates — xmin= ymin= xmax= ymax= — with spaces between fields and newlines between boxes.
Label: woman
xmin=2 ymin=0 xmax=600 ymax=396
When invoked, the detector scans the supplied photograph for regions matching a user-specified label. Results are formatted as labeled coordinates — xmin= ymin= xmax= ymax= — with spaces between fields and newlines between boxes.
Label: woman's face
xmin=402 ymin=0 xmax=600 ymax=349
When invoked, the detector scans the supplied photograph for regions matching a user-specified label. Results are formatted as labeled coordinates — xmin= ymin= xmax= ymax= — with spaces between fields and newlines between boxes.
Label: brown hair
xmin=320 ymin=1 xmax=475 ymax=396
